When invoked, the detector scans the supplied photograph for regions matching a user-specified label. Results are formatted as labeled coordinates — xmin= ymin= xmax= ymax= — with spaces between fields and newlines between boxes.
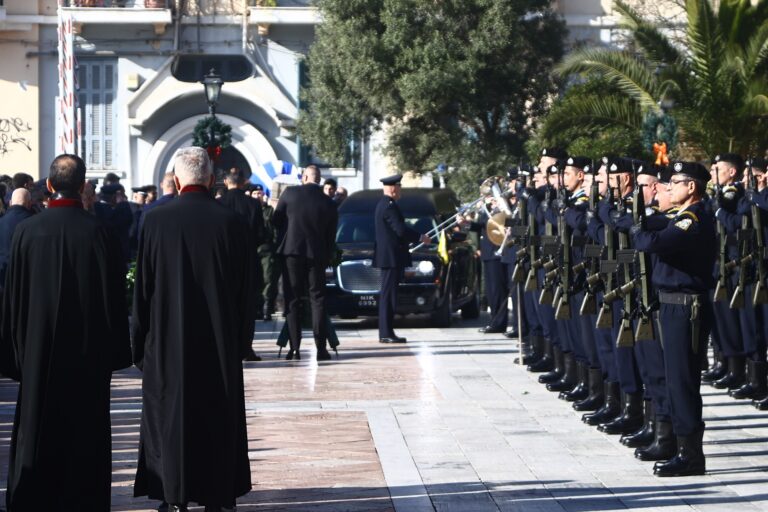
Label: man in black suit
xmin=273 ymin=164 xmax=338 ymax=361
xmin=373 ymin=174 xmax=432 ymax=343
xmin=0 ymin=188 xmax=33 ymax=292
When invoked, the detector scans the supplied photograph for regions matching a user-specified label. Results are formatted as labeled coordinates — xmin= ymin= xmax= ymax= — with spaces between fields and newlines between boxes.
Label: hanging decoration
xmin=642 ymin=112 xmax=677 ymax=162
xmin=192 ymin=116 xmax=232 ymax=163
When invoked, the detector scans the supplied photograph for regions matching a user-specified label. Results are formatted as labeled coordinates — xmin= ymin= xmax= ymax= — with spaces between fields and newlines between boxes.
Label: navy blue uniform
xmin=373 ymin=195 xmax=421 ymax=339
xmin=471 ymin=211 xmax=508 ymax=332
xmin=633 ymin=200 xmax=716 ymax=436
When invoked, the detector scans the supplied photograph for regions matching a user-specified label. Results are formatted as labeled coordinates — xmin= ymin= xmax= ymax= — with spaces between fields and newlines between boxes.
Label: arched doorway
xmin=142 ymin=114 xmax=279 ymax=185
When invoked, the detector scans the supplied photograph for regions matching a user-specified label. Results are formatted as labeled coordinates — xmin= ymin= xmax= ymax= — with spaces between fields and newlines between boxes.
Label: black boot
xmin=712 ymin=355 xmax=746 ymax=390
xmin=515 ymin=335 xmax=539 ymax=365
xmin=528 ymin=337 xmax=554 ymax=373
xmin=599 ymin=391 xmax=644 ymax=435
xmin=621 ymin=400 xmax=654 ymax=447
xmin=730 ymin=360 xmax=768 ymax=399
xmin=583 ymin=381 xmax=620 ymax=425
xmin=653 ymin=430 xmax=705 ymax=477
xmin=561 ymin=360 xmax=590 ymax=402
xmin=573 ymin=367 xmax=605 ymax=412
xmin=547 ymin=352 xmax=577 ymax=392
xmin=701 ymin=351 xmax=727 ymax=383
xmin=754 ymin=390 xmax=768 ymax=409
xmin=635 ymin=419 xmax=677 ymax=461
xmin=538 ymin=345 xmax=564 ymax=384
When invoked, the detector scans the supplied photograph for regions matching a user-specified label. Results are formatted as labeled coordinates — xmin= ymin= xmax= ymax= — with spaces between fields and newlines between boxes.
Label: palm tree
xmin=540 ymin=0 xmax=768 ymax=158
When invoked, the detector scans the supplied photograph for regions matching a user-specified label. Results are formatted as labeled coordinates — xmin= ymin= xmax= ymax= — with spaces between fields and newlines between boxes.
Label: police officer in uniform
xmin=374 ymin=174 xmax=431 ymax=343
xmin=632 ymin=161 xmax=715 ymax=477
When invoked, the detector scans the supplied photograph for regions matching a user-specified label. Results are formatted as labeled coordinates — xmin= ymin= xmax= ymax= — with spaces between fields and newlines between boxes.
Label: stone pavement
xmin=1 ymin=313 xmax=768 ymax=510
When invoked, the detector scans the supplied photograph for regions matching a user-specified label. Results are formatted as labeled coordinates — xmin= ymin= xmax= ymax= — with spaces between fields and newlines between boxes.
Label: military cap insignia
xmin=602 ymin=156 xmax=609 ymax=164
xmin=674 ymin=162 xmax=683 ymax=172
xmin=567 ymin=157 xmax=574 ymax=165
xmin=584 ymin=165 xmax=591 ymax=172
xmin=542 ymin=149 xmax=548 ymax=156
xmin=675 ymin=218 xmax=693 ymax=231
xmin=715 ymin=154 xmax=721 ymax=162
xmin=610 ymin=163 xmax=618 ymax=171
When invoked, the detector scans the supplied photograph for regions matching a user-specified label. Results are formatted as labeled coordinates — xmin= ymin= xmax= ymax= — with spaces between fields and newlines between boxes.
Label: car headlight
xmin=405 ymin=260 xmax=435 ymax=277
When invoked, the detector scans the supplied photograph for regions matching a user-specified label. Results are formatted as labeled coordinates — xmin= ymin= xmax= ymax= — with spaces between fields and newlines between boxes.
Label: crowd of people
xmin=0 ymin=149 xmax=353 ymax=511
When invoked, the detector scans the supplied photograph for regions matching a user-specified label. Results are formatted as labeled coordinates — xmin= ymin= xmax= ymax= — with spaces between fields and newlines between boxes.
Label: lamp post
xmin=201 ymin=68 xmax=223 ymax=148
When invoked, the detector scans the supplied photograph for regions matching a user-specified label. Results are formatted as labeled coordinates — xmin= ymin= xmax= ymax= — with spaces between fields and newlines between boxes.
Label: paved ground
xmin=1 ymin=312 xmax=768 ymax=511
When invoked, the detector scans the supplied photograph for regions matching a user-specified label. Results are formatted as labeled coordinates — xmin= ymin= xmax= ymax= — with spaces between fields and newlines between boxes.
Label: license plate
xmin=357 ymin=295 xmax=378 ymax=307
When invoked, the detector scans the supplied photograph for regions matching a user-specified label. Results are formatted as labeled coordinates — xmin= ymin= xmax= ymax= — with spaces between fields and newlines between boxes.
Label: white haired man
xmin=132 ymin=146 xmax=253 ymax=511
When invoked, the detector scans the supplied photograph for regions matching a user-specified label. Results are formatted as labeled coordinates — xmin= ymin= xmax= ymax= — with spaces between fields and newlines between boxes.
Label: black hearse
xmin=326 ymin=188 xmax=479 ymax=327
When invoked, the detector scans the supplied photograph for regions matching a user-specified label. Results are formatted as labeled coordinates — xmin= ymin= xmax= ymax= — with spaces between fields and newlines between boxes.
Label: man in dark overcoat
xmin=132 ymin=147 xmax=253 ymax=512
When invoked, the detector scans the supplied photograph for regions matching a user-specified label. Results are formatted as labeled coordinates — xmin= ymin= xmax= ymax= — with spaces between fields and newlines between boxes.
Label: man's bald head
xmin=11 ymin=188 xmax=31 ymax=209
xmin=302 ymin=165 xmax=321 ymax=185
xmin=161 ymin=172 xmax=177 ymax=195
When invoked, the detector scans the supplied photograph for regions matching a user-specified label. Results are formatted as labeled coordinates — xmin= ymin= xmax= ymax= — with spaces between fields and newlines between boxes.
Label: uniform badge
xmin=674 ymin=162 xmax=683 ymax=172
xmin=674 ymin=218 xmax=693 ymax=231
xmin=645 ymin=207 xmax=655 ymax=216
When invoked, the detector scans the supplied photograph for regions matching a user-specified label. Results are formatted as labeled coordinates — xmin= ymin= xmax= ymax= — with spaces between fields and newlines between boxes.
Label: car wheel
xmin=430 ymin=292 xmax=452 ymax=328
xmin=460 ymin=292 xmax=480 ymax=319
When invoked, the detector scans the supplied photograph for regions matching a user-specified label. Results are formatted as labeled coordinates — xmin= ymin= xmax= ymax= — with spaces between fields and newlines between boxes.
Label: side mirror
xmin=450 ymin=231 xmax=468 ymax=242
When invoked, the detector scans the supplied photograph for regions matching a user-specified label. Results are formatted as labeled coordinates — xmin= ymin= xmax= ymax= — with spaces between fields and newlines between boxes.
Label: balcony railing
xmin=61 ymin=0 xmax=170 ymax=8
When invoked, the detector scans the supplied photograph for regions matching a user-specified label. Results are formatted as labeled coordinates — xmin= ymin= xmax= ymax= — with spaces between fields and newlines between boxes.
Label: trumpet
xmin=410 ymin=176 xmax=509 ymax=253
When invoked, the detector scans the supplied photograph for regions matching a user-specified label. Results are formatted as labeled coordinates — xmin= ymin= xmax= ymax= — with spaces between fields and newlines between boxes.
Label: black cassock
xmin=0 ymin=201 xmax=131 ymax=511
xmin=132 ymin=189 xmax=253 ymax=507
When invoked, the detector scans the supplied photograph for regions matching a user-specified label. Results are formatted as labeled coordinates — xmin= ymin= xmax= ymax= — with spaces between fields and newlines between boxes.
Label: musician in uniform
xmin=374 ymin=174 xmax=431 ymax=343
xmin=632 ymin=161 xmax=715 ymax=477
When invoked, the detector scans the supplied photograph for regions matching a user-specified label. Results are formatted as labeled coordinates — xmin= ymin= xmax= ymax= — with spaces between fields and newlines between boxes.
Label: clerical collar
xmin=180 ymin=185 xmax=209 ymax=195
xmin=49 ymin=198 xmax=83 ymax=209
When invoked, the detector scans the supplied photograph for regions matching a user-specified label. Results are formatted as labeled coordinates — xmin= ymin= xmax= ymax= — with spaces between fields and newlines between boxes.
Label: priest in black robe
xmin=0 ymin=154 xmax=131 ymax=511
xmin=132 ymin=146 xmax=253 ymax=512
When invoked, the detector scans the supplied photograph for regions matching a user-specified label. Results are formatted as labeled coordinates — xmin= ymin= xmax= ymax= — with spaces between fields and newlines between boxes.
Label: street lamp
xmin=202 ymin=68 xmax=223 ymax=116
xmin=201 ymin=68 xmax=223 ymax=151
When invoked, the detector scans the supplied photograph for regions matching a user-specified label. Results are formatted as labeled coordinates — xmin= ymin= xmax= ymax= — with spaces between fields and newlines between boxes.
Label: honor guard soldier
xmin=373 ymin=174 xmax=431 ymax=343
xmin=632 ymin=161 xmax=716 ymax=477
xmin=706 ymin=153 xmax=747 ymax=388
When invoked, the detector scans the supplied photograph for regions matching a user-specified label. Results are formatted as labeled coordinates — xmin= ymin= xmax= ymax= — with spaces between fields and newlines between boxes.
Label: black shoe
xmin=701 ymin=352 xmax=726 ymax=383
xmin=478 ymin=326 xmax=505 ymax=334
xmin=755 ymin=394 xmax=768 ymax=409
xmin=204 ymin=507 xmax=235 ymax=512
xmin=158 ymin=503 xmax=169 ymax=512
xmin=394 ymin=335 xmax=407 ymax=343
xmin=730 ymin=360 xmax=768 ymax=399
xmin=169 ymin=505 xmax=189 ymax=512
xmin=286 ymin=349 xmax=301 ymax=360
xmin=547 ymin=352 xmax=577 ymax=393
xmin=503 ymin=330 xmax=519 ymax=339
xmin=380 ymin=337 xmax=405 ymax=344
xmin=316 ymin=348 xmax=332 ymax=361
xmin=635 ymin=419 xmax=676 ymax=461
xmin=599 ymin=391 xmax=644 ymax=435
xmin=712 ymin=355 xmax=746 ymax=390
xmin=263 ymin=313 xmax=272 ymax=322
xmin=583 ymin=381 xmax=620 ymax=425
xmin=621 ymin=400 xmax=654 ymax=447
xmin=653 ymin=431 xmax=705 ymax=477
xmin=573 ymin=368 xmax=605 ymax=412
xmin=244 ymin=350 xmax=262 ymax=362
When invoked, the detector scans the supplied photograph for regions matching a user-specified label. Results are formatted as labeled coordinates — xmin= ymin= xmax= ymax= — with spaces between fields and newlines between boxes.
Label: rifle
xmin=523 ymin=181 xmax=542 ymax=292
xmin=554 ymin=165 xmax=572 ymax=320
xmin=633 ymin=170 xmax=655 ymax=341
xmin=595 ymin=186 xmax=618 ymax=329
xmin=730 ymin=161 xmax=754 ymax=309
xmin=510 ymin=167 xmax=531 ymax=284
xmin=613 ymin=168 xmax=636 ymax=348
xmin=713 ymin=169 xmax=732 ymax=302
xmin=538 ymin=184 xmax=558 ymax=306
xmin=580 ymin=160 xmax=601 ymax=315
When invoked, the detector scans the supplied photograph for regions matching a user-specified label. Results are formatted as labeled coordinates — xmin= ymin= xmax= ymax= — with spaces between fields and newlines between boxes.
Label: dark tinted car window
xmin=336 ymin=214 xmax=436 ymax=244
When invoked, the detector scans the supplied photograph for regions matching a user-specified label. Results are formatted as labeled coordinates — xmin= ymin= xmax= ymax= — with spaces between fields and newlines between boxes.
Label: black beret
xmin=253 ymin=183 xmax=264 ymax=191
xmin=541 ymin=147 xmax=568 ymax=160
xmin=637 ymin=162 xmax=662 ymax=178
xmin=713 ymin=153 xmax=745 ymax=171
xmin=672 ymin=161 xmax=710 ymax=183
xmin=746 ymin=157 xmax=768 ymax=173
xmin=656 ymin=165 xmax=674 ymax=183
xmin=507 ymin=167 xmax=520 ymax=179
xmin=380 ymin=174 xmax=403 ymax=185
xmin=565 ymin=156 xmax=591 ymax=170
xmin=608 ymin=157 xmax=635 ymax=174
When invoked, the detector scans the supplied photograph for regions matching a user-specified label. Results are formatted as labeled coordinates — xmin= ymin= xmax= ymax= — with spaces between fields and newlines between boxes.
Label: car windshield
xmin=336 ymin=214 xmax=437 ymax=244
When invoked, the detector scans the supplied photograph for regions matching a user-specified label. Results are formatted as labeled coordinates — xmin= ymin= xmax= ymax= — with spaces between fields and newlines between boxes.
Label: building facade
xmin=0 ymin=0 xmax=683 ymax=191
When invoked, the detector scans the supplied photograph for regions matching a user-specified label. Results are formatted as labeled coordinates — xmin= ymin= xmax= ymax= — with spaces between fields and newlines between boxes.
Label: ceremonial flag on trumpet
xmin=438 ymin=230 xmax=449 ymax=264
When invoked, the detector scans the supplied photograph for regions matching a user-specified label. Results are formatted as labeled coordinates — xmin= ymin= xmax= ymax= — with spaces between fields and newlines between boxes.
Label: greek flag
xmin=249 ymin=160 xmax=301 ymax=197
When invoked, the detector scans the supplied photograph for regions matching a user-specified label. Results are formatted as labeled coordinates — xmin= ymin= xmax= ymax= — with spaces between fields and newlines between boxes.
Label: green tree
xmin=544 ymin=0 xmax=768 ymax=159
xmin=298 ymin=0 xmax=566 ymax=200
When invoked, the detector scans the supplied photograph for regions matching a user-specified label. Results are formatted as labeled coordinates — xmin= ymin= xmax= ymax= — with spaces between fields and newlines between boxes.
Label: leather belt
xmin=658 ymin=291 xmax=703 ymax=306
